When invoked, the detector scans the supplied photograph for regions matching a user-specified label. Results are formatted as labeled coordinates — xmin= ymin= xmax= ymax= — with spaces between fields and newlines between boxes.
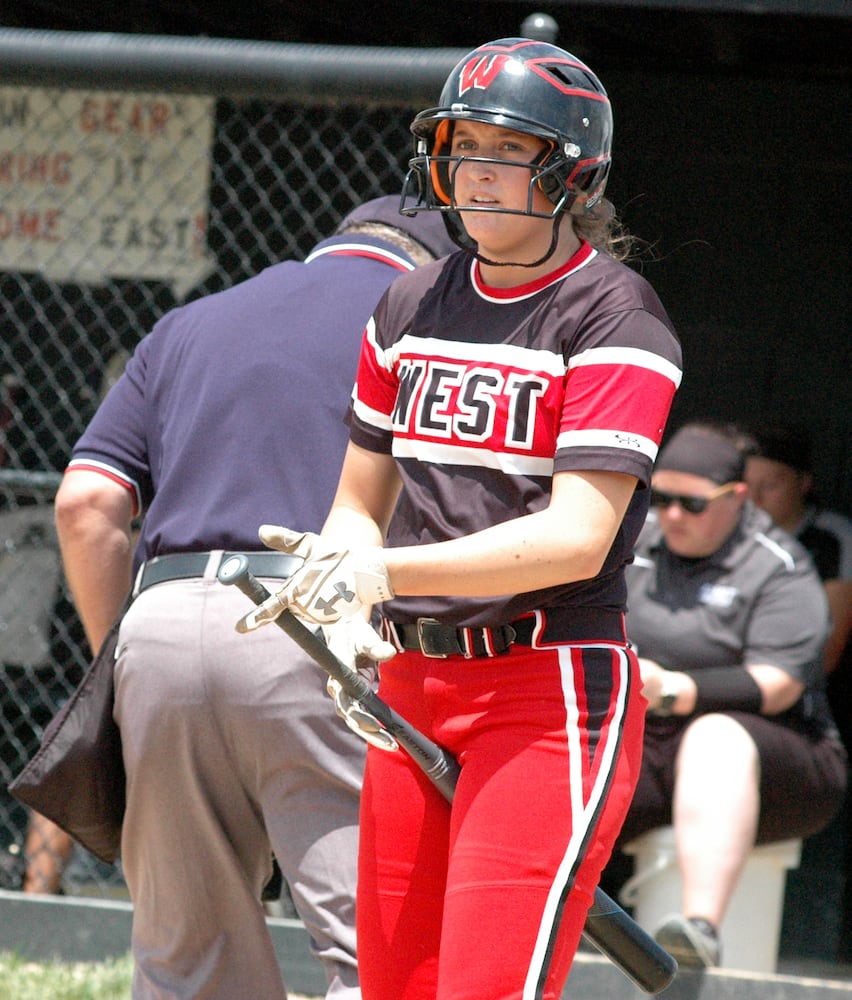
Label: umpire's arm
xmin=54 ymin=469 xmax=134 ymax=653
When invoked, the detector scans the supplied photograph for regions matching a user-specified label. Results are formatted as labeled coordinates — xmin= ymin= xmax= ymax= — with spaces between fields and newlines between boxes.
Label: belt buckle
xmin=416 ymin=618 xmax=450 ymax=658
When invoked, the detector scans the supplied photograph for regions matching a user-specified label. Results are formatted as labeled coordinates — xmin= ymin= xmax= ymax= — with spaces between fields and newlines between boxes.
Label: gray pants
xmin=114 ymin=565 xmax=365 ymax=999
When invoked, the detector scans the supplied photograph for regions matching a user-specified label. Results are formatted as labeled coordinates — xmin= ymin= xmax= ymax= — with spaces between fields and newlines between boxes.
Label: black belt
xmin=134 ymin=551 xmax=300 ymax=597
xmin=384 ymin=617 xmax=536 ymax=659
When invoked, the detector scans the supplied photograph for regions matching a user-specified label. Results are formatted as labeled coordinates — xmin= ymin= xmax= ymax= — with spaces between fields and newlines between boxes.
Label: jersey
xmin=625 ymin=502 xmax=835 ymax=733
xmin=348 ymin=241 xmax=682 ymax=629
xmin=67 ymin=234 xmax=421 ymax=572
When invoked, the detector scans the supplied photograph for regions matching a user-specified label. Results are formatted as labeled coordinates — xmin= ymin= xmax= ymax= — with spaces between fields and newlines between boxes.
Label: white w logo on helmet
xmin=457 ymin=55 xmax=510 ymax=95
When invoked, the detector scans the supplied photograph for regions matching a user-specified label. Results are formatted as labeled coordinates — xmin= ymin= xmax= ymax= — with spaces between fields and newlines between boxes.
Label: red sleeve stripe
xmin=569 ymin=345 xmax=682 ymax=387
xmin=65 ymin=458 xmax=142 ymax=518
xmin=353 ymin=317 xmax=402 ymax=429
xmin=560 ymin=357 xmax=680 ymax=453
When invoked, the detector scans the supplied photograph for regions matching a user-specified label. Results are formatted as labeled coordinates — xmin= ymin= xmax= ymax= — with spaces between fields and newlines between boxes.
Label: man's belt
xmin=133 ymin=550 xmax=299 ymax=597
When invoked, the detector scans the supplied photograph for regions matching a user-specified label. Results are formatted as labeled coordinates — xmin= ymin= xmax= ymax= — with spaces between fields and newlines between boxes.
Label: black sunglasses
xmin=650 ymin=482 xmax=738 ymax=515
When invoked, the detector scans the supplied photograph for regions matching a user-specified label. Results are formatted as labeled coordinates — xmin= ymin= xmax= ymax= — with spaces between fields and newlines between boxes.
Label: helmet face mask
xmin=401 ymin=37 xmax=613 ymax=263
xmin=419 ymin=127 xmax=571 ymax=221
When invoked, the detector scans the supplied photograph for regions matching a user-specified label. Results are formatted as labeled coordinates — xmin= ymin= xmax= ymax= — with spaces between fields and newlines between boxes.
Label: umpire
xmin=52 ymin=196 xmax=455 ymax=1000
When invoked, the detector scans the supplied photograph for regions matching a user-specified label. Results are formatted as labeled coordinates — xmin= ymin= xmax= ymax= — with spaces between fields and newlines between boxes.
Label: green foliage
xmin=0 ymin=951 xmax=133 ymax=999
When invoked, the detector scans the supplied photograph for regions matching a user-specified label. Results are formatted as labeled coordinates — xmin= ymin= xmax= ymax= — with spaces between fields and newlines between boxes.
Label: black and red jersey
xmin=348 ymin=242 xmax=683 ymax=629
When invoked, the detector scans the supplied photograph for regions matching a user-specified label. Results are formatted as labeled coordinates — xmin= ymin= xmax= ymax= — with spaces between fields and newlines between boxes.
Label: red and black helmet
xmin=402 ymin=37 xmax=613 ymax=225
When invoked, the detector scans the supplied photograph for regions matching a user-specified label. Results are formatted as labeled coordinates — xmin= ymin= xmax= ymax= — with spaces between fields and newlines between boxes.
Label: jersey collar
xmin=471 ymin=241 xmax=597 ymax=303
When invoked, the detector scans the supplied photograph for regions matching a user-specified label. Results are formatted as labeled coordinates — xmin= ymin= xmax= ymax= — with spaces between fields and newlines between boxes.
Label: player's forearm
xmin=384 ymin=506 xmax=612 ymax=598
xmin=324 ymin=442 xmax=401 ymax=547
xmin=322 ymin=503 xmax=387 ymax=550
xmin=383 ymin=469 xmax=636 ymax=599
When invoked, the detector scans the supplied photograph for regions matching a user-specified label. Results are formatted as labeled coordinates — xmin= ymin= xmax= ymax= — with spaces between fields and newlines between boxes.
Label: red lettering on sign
xmin=79 ymin=98 xmax=171 ymax=136
xmin=0 ymin=207 xmax=62 ymax=241
xmin=0 ymin=151 xmax=73 ymax=185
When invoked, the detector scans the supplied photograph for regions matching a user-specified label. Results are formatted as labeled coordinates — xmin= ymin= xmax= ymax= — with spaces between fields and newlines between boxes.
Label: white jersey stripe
xmin=388 ymin=334 xmax=567 ymax=376
xmin=569 ymin=345 xmax=683 ymax=387
xmin=351 ymin=392 xmax=393 ymax=432
xmin=523 ymin=645 xmax=631 ymax=998
xmin=363 ymin=316 xmax=393 ymax=372
xmin=392 ymin=437 xmax=554 ymax=477
xmin=556 ymin=428 xmax=660 ymax=461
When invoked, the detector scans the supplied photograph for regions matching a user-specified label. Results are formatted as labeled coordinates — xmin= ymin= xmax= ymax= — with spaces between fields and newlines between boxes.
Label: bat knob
xmin=218 ymin=553 xmax=250 ymax=585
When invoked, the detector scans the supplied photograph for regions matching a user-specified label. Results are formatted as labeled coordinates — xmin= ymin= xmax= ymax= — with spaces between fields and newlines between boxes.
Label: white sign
xmin=0 ymin=87 xmax=217 ymax=298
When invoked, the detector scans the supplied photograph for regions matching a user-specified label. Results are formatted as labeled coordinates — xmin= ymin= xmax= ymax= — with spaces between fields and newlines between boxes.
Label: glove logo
xmin=315 ymin=580 xmax=357 ymax=617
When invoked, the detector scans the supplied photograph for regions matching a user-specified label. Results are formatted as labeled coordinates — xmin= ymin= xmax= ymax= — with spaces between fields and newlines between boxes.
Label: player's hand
xmin=236 ymin=525 xmax=394 ymax=630
xmin=321 ymin=617 xmax=398 ymax=751
xmin=324 ymin=678 xmax=399 ymax=751
xmin=321 ymin=616 xmax=397 ymax=675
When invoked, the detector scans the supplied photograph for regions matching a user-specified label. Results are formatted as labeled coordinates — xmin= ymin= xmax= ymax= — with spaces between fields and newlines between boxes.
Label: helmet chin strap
xmin=446 ymin=210 xmax=567 ymax=269
xmin=472 ymin=213 xmax=564 ymax=269
xmin=440 ymin=161 xmax=575 ymax=269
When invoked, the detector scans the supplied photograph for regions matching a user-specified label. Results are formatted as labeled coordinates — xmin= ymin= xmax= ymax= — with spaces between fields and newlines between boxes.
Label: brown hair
xmin=571 ymin=197 xmax=637 ymax=262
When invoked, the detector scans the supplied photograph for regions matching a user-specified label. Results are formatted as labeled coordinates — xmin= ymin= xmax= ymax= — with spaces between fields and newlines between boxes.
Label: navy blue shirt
xmin=68 ymin=234 xmax=421 ymax=571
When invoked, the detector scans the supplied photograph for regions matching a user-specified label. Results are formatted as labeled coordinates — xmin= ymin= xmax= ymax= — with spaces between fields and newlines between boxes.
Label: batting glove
xmin=236 ymin=525 xmax=394 ymax=631
xmin=321 ymin=616 xmax=397 ymax=676
xmin=325 ymin=680 xmax=399 ymax=751
xmin=321 ymin=618 xmax=398 ymax=751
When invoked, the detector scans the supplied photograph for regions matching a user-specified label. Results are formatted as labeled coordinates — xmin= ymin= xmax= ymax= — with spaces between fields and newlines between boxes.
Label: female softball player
xmin=249 ymin=37 xmax=682 ymax=1000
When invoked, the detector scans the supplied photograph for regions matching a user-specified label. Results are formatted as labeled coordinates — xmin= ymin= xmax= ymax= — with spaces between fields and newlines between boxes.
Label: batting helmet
xmin=401 ymin=37 xmax=613 ymax=253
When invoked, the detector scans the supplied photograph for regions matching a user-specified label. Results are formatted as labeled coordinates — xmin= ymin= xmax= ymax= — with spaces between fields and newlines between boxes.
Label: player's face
xmin=651 ymin=471 xmax=746 ymax=558
xmin=745 ymin=456 xmax=809 ymax=530
xmin=449 ymin=121 xmax=557 ymax=262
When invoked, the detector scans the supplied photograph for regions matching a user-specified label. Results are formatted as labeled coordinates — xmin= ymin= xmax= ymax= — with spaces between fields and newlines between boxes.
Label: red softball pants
xmin=356 ymin=639 xmax=646 ymax=1000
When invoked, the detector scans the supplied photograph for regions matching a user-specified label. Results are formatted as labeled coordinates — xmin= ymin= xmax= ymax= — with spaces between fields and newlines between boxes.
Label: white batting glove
xmin=321 ymin=617 xmax=398 ymax=751
xmin=321 ymin=616 xmax=397 ymax=675
xmin=236 ymin=525 xmax=394 ymax=631
xmin=325 ymin=679 xmax=399 ymax=751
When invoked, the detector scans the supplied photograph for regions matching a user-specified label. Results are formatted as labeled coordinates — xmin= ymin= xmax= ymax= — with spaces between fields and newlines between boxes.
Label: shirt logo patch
xmin=698 ymin=583 xmax=738 ymax=609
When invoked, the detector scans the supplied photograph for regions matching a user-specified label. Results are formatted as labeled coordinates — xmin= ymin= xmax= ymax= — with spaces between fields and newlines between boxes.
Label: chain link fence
xmin=0 ymin=29 xmax=464 ymax=898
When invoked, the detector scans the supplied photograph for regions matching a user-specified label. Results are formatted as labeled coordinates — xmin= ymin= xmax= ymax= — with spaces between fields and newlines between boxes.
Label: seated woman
xmin=609 ymin=421 xmax=848 ymax=967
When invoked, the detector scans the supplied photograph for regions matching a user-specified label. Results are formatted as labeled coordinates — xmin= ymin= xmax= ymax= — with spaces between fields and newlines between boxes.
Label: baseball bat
xmin=218 ymin=554 xmax=677 ymax=994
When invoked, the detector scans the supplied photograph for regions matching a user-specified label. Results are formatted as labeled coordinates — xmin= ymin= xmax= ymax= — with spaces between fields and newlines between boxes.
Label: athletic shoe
xmin=654 ymin=914 xmax=721 ymax=968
